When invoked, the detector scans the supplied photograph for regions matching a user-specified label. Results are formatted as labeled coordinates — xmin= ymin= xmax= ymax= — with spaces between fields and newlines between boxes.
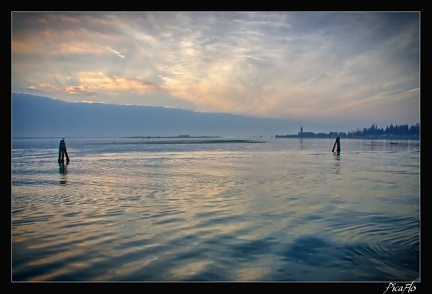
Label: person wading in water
xmin=58 ymin=138 xmax=70 ymax=163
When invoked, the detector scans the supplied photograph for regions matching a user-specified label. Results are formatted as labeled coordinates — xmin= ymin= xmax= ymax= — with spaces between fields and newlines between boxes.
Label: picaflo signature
xmin=383 ymin=282 xmax=416 ymax=294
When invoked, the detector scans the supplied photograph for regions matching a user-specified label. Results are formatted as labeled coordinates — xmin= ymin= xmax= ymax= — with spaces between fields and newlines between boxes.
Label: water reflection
xmin=59 ymin=162 xmax=68 ymax=184
xmin=11 ymin=138 xmax=419 ymax=281
xmin=333 ymin=153 xmax=340 ymax=174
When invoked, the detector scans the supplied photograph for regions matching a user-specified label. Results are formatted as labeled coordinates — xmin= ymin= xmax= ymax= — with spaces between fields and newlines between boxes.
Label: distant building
xmin=298 ymin=127 xmax=314 ymax=137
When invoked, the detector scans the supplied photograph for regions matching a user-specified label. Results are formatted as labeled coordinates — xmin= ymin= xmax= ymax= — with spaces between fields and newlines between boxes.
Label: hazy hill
xmin=11 ymin=92 xmax=296 ymax=138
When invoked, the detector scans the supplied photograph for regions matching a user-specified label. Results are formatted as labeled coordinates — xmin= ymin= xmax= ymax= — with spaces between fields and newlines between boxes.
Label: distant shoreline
xmin=274 ymin=135 xmax=419 ymax=140
xmin=106 ymin=139 xmax=264 ymax=144
xmin=12 ymin=135 xmax=419 ymax=140
xmin=11 ymin=135 xmax=221 ymax=139
xmin=126 ymin=135 xmax=220 ymax=139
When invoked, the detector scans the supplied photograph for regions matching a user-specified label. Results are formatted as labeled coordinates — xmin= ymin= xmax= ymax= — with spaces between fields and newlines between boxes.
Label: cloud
xmin=11 ymin=11 xmax=420 ymax=129
xmin=105 ymin=46 xmax=125 ymax=59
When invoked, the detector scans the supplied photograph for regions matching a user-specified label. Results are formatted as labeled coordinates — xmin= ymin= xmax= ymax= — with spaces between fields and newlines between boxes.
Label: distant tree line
xmin=276 ymin=123 xmax=420 ymax=139
xmin=345 ymin=123 xmax=420 ymax=138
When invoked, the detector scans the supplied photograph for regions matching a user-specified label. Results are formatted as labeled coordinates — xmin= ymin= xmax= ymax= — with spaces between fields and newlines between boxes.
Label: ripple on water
xmin=11 ymin=138 xmax=420 ymax=281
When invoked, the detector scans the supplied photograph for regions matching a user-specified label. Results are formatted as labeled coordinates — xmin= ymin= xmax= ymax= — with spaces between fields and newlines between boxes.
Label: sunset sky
xmin=11 ymin=11 xmax=420 ymax=132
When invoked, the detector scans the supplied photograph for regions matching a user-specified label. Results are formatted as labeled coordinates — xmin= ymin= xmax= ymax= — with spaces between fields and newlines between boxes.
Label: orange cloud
xmin=25 ymin=72 xmax=160 ymax=98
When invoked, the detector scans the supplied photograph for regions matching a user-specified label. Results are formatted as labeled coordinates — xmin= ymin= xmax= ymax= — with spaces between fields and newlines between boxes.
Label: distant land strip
xmin=108 ymin=139 xmax=264 ymax=144
xmin=126 ymin=135 xmax=220 ymax=139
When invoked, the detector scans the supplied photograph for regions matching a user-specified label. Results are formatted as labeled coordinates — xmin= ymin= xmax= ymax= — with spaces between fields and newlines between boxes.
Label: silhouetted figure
xmin=58 ymin=138 xmax=70 ymax=163
xmin=332 ymin=136 xmax=341 ymax=154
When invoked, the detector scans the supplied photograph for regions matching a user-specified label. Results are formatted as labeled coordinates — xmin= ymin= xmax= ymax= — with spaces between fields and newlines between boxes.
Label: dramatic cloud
xmin=11 ymin=11 xmax=420 ymax=132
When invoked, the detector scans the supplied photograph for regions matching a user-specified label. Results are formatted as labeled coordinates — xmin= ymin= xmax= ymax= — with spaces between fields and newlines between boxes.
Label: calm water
xmin=11 ymin=137 xmax=420 ymax=282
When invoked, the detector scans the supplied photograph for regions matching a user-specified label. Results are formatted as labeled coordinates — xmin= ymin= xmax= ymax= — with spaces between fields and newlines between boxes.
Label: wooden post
xmin=58 ymin=138 xmax=70 ymax=163
xmin=332 ymin=136 xmax=341 ymax=154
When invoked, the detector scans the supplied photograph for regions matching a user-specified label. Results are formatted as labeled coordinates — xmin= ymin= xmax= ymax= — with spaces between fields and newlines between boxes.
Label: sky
xmin=11 ymin=11 xmax=420 ymax=133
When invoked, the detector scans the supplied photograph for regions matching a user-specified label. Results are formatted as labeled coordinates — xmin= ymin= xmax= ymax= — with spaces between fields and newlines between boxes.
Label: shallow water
xmin=11 ymin=137 xmax=420 ymax=282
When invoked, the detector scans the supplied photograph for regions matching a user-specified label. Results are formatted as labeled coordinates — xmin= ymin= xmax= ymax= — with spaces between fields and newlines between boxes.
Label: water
xmin=11 ymin=137 xmax=420 ymax=282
